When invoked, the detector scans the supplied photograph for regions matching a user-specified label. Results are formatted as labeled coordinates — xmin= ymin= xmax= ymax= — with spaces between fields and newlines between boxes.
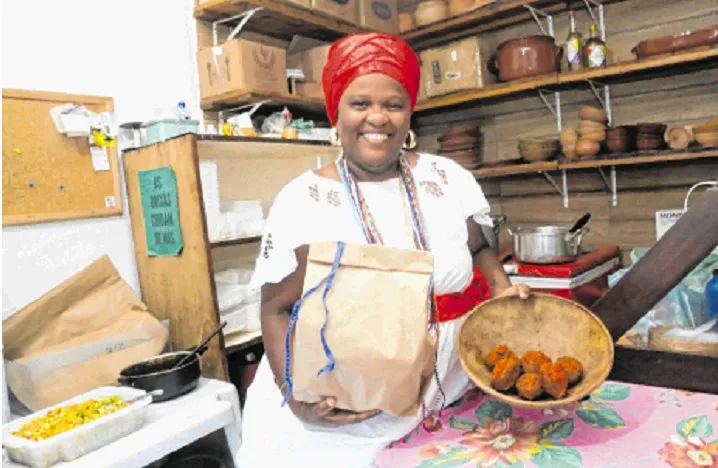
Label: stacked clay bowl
xmin=438 ymin=122 xmax=483 ymax=169
xmin=636 ymin=123 xmax=667 ymax=151
xmin=606 ymin=125 xmax=637 ymax=155
xmin=693 ymin=119 xmax=718 ymax=148
xmin=576 ymin=106 xmax=607 ymax=159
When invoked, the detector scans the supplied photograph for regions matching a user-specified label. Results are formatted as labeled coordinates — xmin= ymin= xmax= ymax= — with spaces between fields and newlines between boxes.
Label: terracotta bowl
xmin=578 ymin=120 xmax=606 ymax=132
xmin=576 ymin=138 xmax=601 ymax=157
xmin=458 ymin=293 xmax=615 ymax=410
xmin=578 ymin=105 xmax=608 ymax=123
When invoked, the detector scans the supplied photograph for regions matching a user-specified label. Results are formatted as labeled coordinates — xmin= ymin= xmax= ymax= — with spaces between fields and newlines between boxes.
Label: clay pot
xmin=632 ymin=26 xmax=718 ymax=59
xmin=493 ymin=35 xmax=562 ymax=82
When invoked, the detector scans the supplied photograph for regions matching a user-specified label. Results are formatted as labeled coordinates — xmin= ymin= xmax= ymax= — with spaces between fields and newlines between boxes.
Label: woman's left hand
xmin=496 ymin=283 xmax=531 ymax=300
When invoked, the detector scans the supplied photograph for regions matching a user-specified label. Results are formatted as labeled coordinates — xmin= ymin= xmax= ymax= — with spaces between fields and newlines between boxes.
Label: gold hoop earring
xmin=403 ymin=129 xmax=417 ymax=150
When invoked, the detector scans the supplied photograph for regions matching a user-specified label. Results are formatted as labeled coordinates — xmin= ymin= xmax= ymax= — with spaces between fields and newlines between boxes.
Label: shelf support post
xmin=582 ymin=0 xmax=606 ymax=41
xmin=587 ymin=80 xmax=612 ymax=126
xmin=524 ymin=5 xmax=554 ymax=37
xmin=538 ymin=90 xmax=563 ymax=131
xmin=596 ymin=166 xmax=618 ymax=207
xmin=539 ymin=170 xmax=569 ymax=208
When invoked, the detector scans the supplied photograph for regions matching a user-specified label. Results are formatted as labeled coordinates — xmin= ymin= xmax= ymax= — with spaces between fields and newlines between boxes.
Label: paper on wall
xmin=90 ymin=146 xmax=110 ymax=171
xmin=656 ymin=209 xmax=718 ymax=255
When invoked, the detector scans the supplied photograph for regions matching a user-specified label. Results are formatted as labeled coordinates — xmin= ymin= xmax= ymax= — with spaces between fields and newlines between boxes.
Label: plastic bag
xmin=261 ymin=107 xmax=292 ymax=134
xmin=610 ymin=248 xmax=718 ymax=344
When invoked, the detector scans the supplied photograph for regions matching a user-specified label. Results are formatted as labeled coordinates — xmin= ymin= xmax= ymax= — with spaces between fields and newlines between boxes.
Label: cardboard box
xmin=287 ymin=37 xmax=331 ymax=83
xmin=284 ymin=0 xmax=311 ymax=6
xmin=198 ymin=39 xmax=288 ymax=99
xmin=311 ymin=0 xmax=359 ymax=25
xmin=359 ymin=0 xmax=399 ymax=34
xmin=419 ymin=37 xmax=492 ymax=99
xmin=295 ymin=82 xmax=325 ymax=100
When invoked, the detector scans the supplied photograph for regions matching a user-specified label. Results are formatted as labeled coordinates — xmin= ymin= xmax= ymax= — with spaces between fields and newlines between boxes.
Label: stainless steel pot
xmin=506 ymin=225 xmax=588 ymax=264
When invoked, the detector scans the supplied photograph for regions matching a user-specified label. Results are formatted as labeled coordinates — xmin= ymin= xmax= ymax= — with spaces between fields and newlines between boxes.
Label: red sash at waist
xmin=435 ymin=267 xmax=491 ymax=323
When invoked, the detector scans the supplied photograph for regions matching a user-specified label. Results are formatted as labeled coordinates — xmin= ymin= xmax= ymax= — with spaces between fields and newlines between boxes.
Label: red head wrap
xmin=321 ymin=33 xmax=420 ymax=126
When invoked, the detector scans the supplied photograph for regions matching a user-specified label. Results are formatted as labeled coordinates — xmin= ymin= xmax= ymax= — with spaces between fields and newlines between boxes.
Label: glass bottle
xmin=584 ymin=23 xmax=607 ymax=68
xmin=564 ymin=9 xmax=583 ymax=71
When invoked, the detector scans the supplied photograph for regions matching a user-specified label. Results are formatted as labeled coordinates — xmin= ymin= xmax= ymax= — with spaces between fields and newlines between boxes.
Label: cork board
xmin=2 ymin=89 xmax=123 ymax=226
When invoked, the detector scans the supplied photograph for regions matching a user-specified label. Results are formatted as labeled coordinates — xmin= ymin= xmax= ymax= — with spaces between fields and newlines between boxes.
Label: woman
xmin=238 ymin=33 xmax=529 ymax=467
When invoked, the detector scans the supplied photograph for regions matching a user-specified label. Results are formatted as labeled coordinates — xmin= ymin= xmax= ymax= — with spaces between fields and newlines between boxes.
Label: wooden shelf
xmin=403 ymin=0 xmax=605 ymax=50
xmin=201 ymin=88 xmax=325 ymax=112
xmin=473 ymin=161 xmax=558 ymax=179
xmin=415 ymin=48 xmax=718 ymax=113
xmin=210 ymin=235 xmax=262 ymax=248
xmin=194 ymin=0 xmax=367 ymax=42
xmin=471 ymin=148 xmax=718 ymax=179
xmin=559 ymin=148 xmax=718 ymax=170
xmin=198 ymin=134 xmax=332 ymax=146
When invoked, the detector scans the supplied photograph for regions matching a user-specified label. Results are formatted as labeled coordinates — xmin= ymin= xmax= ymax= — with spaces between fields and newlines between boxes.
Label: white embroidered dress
xmin=238 ymin=154 xmax=493 ymax=467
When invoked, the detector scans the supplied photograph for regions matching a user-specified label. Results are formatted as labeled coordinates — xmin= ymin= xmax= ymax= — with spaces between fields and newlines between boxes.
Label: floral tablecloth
xmin=376 ymin=382 xmax=718 ymax=467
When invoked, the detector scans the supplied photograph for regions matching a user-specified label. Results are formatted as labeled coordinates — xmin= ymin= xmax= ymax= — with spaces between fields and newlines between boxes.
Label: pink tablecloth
xmin=376 ymin=382 xmax=718 ymax=467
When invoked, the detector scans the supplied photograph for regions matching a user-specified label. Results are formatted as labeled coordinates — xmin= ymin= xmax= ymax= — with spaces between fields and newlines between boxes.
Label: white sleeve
xmin=453 ymin=163 xmax=493 ymax=227
xmin=250 ymin=184 xmax=302 ymax=287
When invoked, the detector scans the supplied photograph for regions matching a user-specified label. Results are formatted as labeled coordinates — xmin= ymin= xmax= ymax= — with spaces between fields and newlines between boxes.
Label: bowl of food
xmin=2 ymin=386 xmax=151 ymax=468
xmin=458 ymin=293 xmax=614 ymax=409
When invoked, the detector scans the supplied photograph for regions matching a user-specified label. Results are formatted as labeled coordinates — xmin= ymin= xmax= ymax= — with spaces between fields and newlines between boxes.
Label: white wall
xmin=2 ymin=0 xmax=202 ymax=309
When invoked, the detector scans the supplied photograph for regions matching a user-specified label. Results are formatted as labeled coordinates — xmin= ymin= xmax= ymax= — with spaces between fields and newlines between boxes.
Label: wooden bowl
xmin=399 ymin=13 xmax=416 ymax=32
xmin=578 ymin=130 xmax=607 ymax=142
xmin=415 ymin=0 xmax=448 ymax=27
xmin=578 ymin=120 xmax=606 ymax=132
xmin=576 ymin=138 xmax=601 ymax=157
xmin=578 ymin=105 xmax=608 ymax=123
xmin=694 ymin=130 xmax=718 ymax=147
xmin=458 ymin=293 xmax=614 ymax=409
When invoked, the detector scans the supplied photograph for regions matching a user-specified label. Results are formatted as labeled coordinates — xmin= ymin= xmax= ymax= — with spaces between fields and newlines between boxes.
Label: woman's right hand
xmin=288 ymin=397 xmax=382 ymax=427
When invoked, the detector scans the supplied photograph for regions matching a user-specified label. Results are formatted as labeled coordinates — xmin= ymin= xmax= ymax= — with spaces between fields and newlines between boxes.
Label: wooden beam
xmin=609 ymin=346 xmax=718 ymax=394
xmin=591 ymin=188 xmax=718 ymax=341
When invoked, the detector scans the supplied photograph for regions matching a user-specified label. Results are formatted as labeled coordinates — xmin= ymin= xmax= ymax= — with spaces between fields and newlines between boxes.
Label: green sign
xmin=138 ymin=166 xmax=183 ymax=256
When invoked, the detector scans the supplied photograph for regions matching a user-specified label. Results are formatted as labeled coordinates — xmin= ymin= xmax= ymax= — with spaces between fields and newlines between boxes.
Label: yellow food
xmin=12 ymin=396 xmax=131 ymax=441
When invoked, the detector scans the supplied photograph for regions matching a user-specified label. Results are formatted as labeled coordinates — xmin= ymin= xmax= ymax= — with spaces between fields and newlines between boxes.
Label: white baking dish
xmin=2 ymin=386 xmax=151 ymax=468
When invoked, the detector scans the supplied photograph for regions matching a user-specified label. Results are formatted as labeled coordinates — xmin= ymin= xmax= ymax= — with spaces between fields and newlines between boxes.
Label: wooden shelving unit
xmin=472 ymin=148 xmax=718 ymax=179
xmin=416 ymin=48 xmax=718 ymax=113
xmin=401 ymin=0 xmax=634 ymax=50
xmin=123 ymin=135 xmax=340 ymax=367
xmin=201 ymin=88 xmax=325 ymax=111
xmin=194 ymin=0 xmax=368 ymax=42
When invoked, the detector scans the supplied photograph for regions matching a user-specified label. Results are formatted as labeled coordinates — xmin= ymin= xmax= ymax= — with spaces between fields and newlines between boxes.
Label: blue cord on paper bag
xmin=281 ymin=241 xmax=345 ymax=406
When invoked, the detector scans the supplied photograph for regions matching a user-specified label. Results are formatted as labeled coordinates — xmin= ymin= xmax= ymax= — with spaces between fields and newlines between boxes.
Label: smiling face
xmin=336 ymin=73 xmax=412 ymax=180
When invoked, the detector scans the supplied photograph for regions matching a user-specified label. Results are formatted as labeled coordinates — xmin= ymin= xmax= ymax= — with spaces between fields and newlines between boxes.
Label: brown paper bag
xmin=290 ymin=242 xmax=436 ymax=417
xmin=2 ymin=255 xmax=169 ymax=411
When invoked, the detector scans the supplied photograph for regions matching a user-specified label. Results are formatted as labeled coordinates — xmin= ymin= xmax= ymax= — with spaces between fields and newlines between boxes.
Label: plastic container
xmin=707 ymin=269 xmax=718 ymax=321
xmin=141 ymin=119 xmax=199 ymax=146
xmin=2 ymin=386 xmax=151 ymax=468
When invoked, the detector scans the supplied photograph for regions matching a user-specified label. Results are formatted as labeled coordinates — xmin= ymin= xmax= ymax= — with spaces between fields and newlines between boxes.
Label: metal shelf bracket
xmin=524 ymin=5 xmax=554 ymax=37
xmin=587 ymin=80 xmax=612 ymax=126
xmin=539 ymin=170 xmax=569 ymax=208
xmin=212 ymin=7 xmax=264 ymax=47
xmin=581 ymin=0 xmax=606 ymax=41
xmin=538 ymin=90 xmax=563 ymax=131
xmin=596 ymin=166 xmax=618 ymax=206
